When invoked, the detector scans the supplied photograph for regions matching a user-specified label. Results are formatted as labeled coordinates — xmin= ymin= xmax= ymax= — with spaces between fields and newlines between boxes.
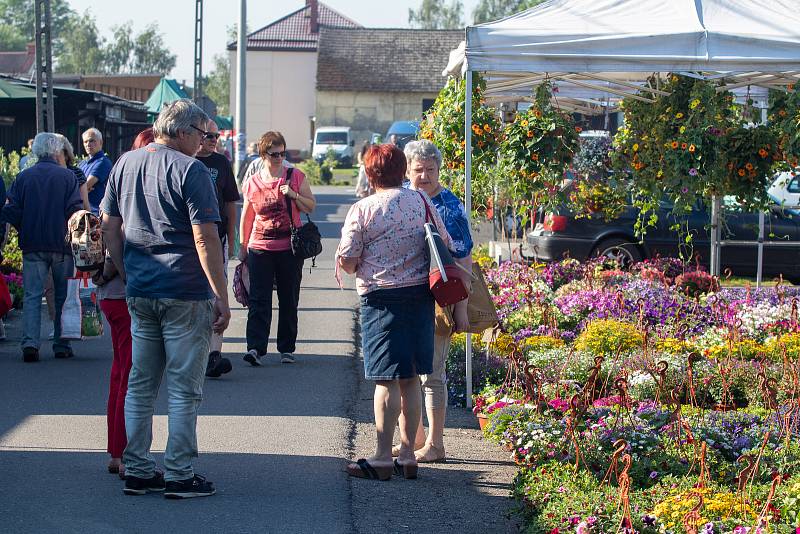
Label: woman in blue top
xmin=398 ymin=139 xmax=473 ymax=463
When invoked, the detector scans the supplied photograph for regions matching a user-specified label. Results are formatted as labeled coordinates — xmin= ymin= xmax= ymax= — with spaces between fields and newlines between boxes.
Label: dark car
xmin=527 ymin=198 xmax=800 ymax=282
xmin=385 ymin=121 xmax=419 ymax=149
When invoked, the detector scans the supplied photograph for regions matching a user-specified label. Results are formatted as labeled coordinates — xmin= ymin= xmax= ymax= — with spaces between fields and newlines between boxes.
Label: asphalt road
xmin=0 ymin=186 xmax=361 ymax=534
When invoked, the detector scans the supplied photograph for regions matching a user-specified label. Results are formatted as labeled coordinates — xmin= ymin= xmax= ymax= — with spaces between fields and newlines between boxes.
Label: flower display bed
xmin=461 ymin=257 xmax=800 ymax=533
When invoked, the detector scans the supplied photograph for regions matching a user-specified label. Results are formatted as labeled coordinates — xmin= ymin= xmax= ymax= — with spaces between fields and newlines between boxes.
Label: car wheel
xmin=592 ymin=237 xmax=642 ymax=269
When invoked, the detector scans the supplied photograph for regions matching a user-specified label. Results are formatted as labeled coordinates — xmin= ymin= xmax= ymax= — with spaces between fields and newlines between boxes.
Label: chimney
xmin=307 ymin=0 xmax=319 ymax=34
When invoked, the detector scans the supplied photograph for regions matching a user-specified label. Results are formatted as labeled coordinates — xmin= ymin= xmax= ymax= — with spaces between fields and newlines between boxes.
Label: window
xmin=788 ymin=177 xmax=800 ymax=194
xmin=315 ymin=132 xmax=348 ymax=145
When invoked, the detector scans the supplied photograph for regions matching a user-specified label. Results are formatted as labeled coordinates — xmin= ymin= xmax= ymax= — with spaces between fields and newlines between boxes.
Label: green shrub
xmin=296 ymin=159 xmax=322 ymax=185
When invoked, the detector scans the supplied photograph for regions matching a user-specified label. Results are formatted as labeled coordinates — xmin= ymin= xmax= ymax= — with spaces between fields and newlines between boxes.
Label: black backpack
xmin=284 ymin=168 xmax=323 ymax=266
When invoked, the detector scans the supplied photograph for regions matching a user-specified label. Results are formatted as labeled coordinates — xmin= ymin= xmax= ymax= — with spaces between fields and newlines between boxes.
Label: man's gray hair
xmin=403 ymin=139 xmax=442 ymax=169
xmin=153 ymin=99 xmax=209 ymax=139
xmin=82 ymin=127 xmax=103 ymax=142
xmin=31 ymin=132 xmax=65 ymax=159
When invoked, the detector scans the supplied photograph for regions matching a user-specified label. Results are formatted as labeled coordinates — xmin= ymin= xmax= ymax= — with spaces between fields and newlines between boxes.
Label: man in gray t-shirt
xmin=101 ymin=99 xmax=230 ymax=499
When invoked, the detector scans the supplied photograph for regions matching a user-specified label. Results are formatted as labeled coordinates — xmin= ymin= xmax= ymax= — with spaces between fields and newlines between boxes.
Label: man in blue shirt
xmin=102 ymin=99 xmax=230 ymax=499
xmin=1 ymin=133 xmax=83 ymax=362
xmin=79 ymin=127 xmax=113 ymax=214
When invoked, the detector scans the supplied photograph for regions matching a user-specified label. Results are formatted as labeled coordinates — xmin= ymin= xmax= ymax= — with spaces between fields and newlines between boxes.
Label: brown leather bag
xmin=434 ymin=263 xmax=499 ymax=336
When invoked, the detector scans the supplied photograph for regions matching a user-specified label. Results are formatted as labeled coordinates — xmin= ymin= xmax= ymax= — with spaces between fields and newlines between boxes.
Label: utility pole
xmin=193 ymin=0 xmax=203 ymax=104
xmin=235 ymin=0 xmax=247 ymax=175
xmin=34 ymin=0 xmax=54 ymax=133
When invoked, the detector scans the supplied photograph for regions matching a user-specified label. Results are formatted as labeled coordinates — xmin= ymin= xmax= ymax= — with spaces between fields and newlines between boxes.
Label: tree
xmin=0 ymin=0 xmax=75 ymax=52
xmin=130 ymin=23 xmax=176 ymax=74
xmin=0 ymin=23 xmax=26 ymax=51
xmin=472 ymin=0 xmax=545 ymax=24
xmin=203 ymin=54 xmax=230 ymax=115
xmin=54 ymin=11 xmax=105 ymax=74
xmin=408 ymin=0 xmax=463 ymax=29
xmin=103 ymin=25 xmax=133 ymax=74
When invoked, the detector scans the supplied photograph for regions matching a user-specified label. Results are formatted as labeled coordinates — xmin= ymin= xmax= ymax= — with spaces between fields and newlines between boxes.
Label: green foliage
xmin=2 ymin=228 xmax=22 ymax=273
xmin=0 ymin=0 xmax=74 ymax=50
xmin=419 ymin=74 xmax=500 ymax=214
xmin=54 ymin=12 xmax=175 ymax=75
xmin=203 ymin=54 xmax=230 ymax=116
xmin=0 ymin=23 xmax=25 ymax=51
xmin=498 ymin=82 xmax=580 ymax=214
xmin=408 ymin=0 xmax=463 ymax=29
xmin=472 ymin=0 xmax=545 ymax=24
xmin=612 ymin=74 xmax=781 ymax=238
xmin=0 ymin=148 xmax=20 ymax=188
xmin=296 ymin=159 xmax=322 ymax=186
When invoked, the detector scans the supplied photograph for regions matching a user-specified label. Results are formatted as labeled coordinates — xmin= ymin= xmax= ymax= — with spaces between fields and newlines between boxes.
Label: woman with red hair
xmin=96 ymin=126 xmax=153 ymax=478
xmin=336 ymin=144 xmax=454 ymax=480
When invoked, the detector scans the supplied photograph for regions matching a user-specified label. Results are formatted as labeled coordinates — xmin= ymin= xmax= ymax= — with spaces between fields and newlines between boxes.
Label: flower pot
xmin=476 ymin=413 xmax=489 ymax=431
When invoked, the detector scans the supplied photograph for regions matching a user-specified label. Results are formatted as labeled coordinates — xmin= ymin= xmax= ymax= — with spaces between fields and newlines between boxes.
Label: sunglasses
xmin=267 ymin=151 xmax=286 ymax=158
xmin=203 ymin=133 xmax=221 ymax=141
xmin=189 ymin=124 xmax=210 ymax=138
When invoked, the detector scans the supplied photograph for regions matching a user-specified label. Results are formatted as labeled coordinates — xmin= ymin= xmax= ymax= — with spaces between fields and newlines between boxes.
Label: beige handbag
xmin=434 ymin=263 xmax=499 ymax=336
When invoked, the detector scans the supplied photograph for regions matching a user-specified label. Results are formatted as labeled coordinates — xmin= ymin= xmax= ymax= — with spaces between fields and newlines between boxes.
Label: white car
xmin=769 ymin=170 xmax=800 ymax=212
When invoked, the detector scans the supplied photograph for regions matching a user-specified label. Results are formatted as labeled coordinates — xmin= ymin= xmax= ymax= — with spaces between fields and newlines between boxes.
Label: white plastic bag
xmin=60 ymin=278 xmax=82 ymax=340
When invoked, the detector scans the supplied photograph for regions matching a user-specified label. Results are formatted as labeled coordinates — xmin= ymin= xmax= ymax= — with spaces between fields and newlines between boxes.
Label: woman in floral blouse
xmin=336 ymin=143 xmax=455 ymax=480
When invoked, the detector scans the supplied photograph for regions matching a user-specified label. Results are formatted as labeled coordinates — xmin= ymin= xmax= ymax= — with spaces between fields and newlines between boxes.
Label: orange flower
xmin=779 ymin=109 xmax=787 ymax=117
xmin=789 ymin=83 xmax=796 ymax=91
xmin=527 ymin=131 xmax=534 ymax=138
xmin=681 ymin=142 xmax=688 ymax=150
xmin=532 ymin=154 xmax=539 ymax=161
xmin=671 ymin=141 xmax=679 ymax=149
xmin=483 ymin=124 xmax=491 ymax=132
xmin=737 ymin=168 xmax=746 ymax=176
xmin=689 ymin=144 xmax=696 ymax=153
xmin=575 ymin=127 xmax=583 ymax=133
xmin=745 ymin=162 xmax=754 ymax=170
xmin=533 ymin=110 xmax=543 ymax=118
xmin=758 ymin=148 xmax=768 ymax=158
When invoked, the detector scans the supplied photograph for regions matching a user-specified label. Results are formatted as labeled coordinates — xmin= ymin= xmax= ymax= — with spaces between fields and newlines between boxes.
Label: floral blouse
xmin=336 ymin=187 xmax=453 ymax=295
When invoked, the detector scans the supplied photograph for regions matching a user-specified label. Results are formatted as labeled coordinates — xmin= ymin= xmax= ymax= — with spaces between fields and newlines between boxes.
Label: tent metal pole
xmin=465 ymin=69 xmax=474 ymax=410
xmin=710 ymin=196 xmax=721 ymax=276
xmin=756 ymin=211 xmax=764 ymax=288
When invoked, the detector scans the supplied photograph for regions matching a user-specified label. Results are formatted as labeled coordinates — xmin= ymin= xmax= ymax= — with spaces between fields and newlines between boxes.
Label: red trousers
xmin=100 ymin=299 xmax=132 ymax=458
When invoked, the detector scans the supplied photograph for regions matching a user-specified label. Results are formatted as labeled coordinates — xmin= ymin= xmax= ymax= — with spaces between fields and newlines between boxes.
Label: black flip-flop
xmin=346 ymin=458 xmax=392 ymax=481
xmin=392 ymin=459 xmax=419 ymax=479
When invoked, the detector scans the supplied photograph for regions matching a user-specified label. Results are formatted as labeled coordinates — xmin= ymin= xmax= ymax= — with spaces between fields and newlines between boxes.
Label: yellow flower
xmin=520 ymin=119 xmax=528 ymax=127
xmin=676 ymin=112 xmax=684 ymax=119
xmin=690 ymin=99 xmax=700 ymax=109
xmin=632 ymin=143 xmax=639 ymax=151
xmin=679 ymin=126 xmax=686 ymax=134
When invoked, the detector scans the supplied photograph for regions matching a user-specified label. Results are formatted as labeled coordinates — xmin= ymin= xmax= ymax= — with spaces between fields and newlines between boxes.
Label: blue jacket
xmin=1 ymin=158 xmax=83 ymax=254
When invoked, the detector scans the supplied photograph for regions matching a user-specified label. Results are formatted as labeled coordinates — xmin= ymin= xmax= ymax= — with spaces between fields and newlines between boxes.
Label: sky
xmin=66 ymin=0 xmax=480 ymax=83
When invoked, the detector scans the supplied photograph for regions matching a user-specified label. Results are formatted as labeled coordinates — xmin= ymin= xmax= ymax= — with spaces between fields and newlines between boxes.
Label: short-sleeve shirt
xmin=79 ymin=150 xmax=113 ymax=212
xmin=100 ymin=142 xmax=221 ymax=300
xmin=242 ymin=166 xmax=305 ymax=252
xmin=336 ymin=187 xmax=453 ymax=296
xmin=196 ymin=152 xmax=240 ymax=239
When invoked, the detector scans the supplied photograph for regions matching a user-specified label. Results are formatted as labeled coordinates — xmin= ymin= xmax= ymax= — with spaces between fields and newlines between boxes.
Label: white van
xmin=312 ymin=127 xmax=355 ymax=166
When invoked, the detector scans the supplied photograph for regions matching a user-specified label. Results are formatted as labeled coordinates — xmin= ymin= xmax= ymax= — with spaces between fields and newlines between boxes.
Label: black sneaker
xmin=243 ymin=349 xmax=263 ymax=367
xmin=22 ymin=347 xmax=39 ymax=363
xmin=280 ymin=353 xmax=295 ymax=364
xmin=206 ymin=351 xmax=232 ymax=378
xmin=123 ymin=472 xmax=166 ymax=495
xmin=54 ymin=350 xmax=74 ymax=359
xmin=164 ymin=474 xmax=216 ymax=499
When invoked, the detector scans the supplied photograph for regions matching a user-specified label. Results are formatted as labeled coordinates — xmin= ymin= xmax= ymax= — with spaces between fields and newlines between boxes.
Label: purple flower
xmin=689 ymin=167 xmax=698 ymax=176
xmin=649 ymin=471 xmax=659 ymax=479
xmin=681 ymin=186 xmax=689 ymax=193
xmin=642 ymin=515 xmax=656 ymax=526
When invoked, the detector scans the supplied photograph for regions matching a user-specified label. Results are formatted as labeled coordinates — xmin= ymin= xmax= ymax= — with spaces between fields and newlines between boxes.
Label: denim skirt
xmin=360 ymin=284 xmax=434 ymax=380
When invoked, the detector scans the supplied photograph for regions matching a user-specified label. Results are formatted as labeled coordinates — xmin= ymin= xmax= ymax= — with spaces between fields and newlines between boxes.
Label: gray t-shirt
xmin=100 ymin=142 xmax=221 ymax=300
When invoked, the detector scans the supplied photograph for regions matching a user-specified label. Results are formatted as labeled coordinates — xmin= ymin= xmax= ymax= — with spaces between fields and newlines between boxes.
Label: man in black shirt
xmin=196 ymin=119 xmax=241 ymax=378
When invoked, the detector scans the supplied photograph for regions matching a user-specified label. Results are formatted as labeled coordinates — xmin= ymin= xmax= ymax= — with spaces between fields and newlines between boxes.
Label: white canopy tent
xmin=455 ymin=0 xmax=800 ymax=407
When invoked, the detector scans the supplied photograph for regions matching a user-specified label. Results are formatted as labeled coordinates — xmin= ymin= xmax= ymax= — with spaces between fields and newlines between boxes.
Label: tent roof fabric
xmin=465 ymin=0 xmax=800 ymax=73
xmin=214 ymin=115 xmax=234 ymax=130
xmin=0 ymin=78 xmax=36 ymax=99
xmin=317 ymin=28 xmax=462 ymax=92
xmin=144 ymin=78 xmax=188 ymax=114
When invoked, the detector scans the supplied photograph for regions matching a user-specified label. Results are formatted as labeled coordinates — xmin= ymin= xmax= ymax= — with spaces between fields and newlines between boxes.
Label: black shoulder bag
xmin=284 ymin=168 xmax=323 ymax=267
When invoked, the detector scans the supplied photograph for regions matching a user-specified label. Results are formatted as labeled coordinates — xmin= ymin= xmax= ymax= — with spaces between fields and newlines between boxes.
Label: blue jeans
xmin=21 ymin=251 xmax=74 ymax=353
xmin=123 ymin=297 xmax=214 ymax=482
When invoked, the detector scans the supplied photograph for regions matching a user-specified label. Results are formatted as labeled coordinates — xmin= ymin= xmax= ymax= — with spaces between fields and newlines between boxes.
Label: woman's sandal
xmin=391 ymin=444 xmax=425 ymax=457
xmin=393 ymin=459 xmax=418 ymax=479
xmin=346 ymin=459 xmax=392 ymax=481
xmin=415 ymin=444 xmax=447 ymax=464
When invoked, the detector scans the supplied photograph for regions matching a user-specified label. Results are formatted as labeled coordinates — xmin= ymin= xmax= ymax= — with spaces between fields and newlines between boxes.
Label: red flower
xmin=549 ymin=529 xmax=560 ymax=534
